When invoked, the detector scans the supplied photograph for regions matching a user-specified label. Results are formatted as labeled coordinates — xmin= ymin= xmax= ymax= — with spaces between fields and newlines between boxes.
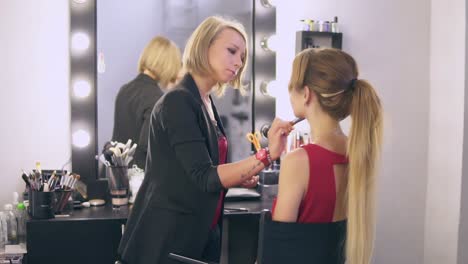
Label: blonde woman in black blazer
xmin=118 ymin=16 xmax=292 ymax=264
xmin=112 ymin=36 xmax=182 ymax=169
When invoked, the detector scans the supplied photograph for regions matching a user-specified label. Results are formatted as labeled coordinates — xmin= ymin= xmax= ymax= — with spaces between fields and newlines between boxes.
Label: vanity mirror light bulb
xmin=71 ymin=32 xmax=90 ymax=52
xmin=267 ymin=80 xmax=281 ymax=98
xmin=266 ymin=35 xmax=277 ymax=52
xmin=260 ymin=80 xmax=280 ymax=98
xmin=72 ymin=130 xmax=90 ymax=148
xmin=261 ymin=35 xmax=277 ymax=52
xmin=261 ymin=0 xmax=276 ymax=8
xmin=73 ymin=80 xmax=91 ymax=98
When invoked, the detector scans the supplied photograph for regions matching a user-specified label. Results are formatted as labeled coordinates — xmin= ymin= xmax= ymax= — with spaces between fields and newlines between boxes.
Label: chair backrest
xmin=256 ymin=210 xmax=346 ymax=264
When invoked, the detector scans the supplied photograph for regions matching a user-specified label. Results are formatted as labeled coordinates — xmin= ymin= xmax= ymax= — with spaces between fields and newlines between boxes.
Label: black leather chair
xmin=257 ymin=210 xmax=346 ymax=264
xmin=169 ymin=210 xmax=346 ymax=264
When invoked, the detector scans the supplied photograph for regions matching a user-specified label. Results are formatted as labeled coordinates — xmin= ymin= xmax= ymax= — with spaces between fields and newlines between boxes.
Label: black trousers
xmin=201 ymin=225 xmax=221 ymax=263
xmin=117 ymin=226 xmax=221 ymax=264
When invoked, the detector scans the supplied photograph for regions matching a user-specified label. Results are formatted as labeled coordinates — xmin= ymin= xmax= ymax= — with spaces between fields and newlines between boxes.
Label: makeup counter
xmin=25 ymin=192 xmax=275 ymax=264
xmin=14 ymin=129 xmax=316 ymax=264
xmin=15 ymin=130 xmax=313 ymax=264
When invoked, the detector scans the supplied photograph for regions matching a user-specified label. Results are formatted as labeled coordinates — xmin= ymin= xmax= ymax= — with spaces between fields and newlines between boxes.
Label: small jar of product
xmin=331 ymin=16 xmax=339 ymax=33
xmin=318 ymin=21 xmax=325 ymax=32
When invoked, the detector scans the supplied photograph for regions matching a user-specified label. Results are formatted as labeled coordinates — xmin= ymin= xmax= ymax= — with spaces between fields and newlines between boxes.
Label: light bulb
xmin=261 ymin=0 xmax=275 ymax=8
xmin=73 ymin=80 xmax=91 ymax=98
xmin=267 ymin=80 xmax=281 ymax=98
xmin=71 ymin=32 xmax=90 ymax=52
xmin=267 ymin=35 xmax=277 ymax=52
xmin=260 ymin=80 xmax=280 ymax=98
xmin=72 ymin=130 xmax=90 ymax=148
xmin=260 ymin=35 xmax=277 ymax=52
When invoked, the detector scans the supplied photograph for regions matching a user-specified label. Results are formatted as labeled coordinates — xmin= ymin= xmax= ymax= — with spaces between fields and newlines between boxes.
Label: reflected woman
xmin=112 ymin=36 xmax=182 ymax=169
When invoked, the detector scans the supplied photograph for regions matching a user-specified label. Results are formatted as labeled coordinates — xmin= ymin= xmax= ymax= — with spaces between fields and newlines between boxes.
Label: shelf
xmin=296 ymin=31 xmax=343 ymax=53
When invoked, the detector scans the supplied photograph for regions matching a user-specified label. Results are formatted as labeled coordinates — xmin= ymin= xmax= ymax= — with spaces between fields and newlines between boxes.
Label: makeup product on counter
xmin=100 ymin=139 xmax=138 ymax=167
xmin=300 ymin=19 xmax=315 ymax=31
xmin=21 ymin=170 xmax=33 ymax=190
xmin=89 ymin=199 xmax=106 ymax=206
xmin=331 ymin=16 xmax=339 ymax=33
xmin=289 ymin=130 xmax=306 ymax=151
xmin=257 ymin=164 xmax=280 ymax=199
xmin=20 ymin=167 xmax=84 ymax=219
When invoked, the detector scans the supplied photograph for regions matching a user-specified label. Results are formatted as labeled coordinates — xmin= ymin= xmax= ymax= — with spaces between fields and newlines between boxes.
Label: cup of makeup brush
xmin=53 ymin=190 xmax=74 ymax=215
xmin=106 ymin=166 xmax=129 ymax=208
xmin=29 ymin=190 xmax=54 ymax=219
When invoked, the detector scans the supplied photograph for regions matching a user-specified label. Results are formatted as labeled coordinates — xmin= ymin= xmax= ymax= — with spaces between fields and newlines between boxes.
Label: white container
xmin=0 ymin=212 xmax=6 ymax=252
xmin=4 ymin=204 xmax=17 ymax=245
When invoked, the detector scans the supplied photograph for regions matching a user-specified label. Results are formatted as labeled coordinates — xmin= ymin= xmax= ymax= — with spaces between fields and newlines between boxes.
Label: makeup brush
xmin=260 ymin=117 xmax=305 ymax=138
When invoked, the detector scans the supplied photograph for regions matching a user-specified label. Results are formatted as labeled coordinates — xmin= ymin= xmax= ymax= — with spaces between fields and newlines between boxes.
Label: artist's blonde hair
xmin=183 ymin=16 xmax=248 ymax=96
xmin=289 ymin=48 xmax=383 ymax=264
xmin=138 ymin=36 xmax=182 ymax=87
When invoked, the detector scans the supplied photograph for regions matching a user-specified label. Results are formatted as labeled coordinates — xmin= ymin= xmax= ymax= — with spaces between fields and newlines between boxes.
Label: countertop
xmin=27 ymin=196 xmax=274 ymax=222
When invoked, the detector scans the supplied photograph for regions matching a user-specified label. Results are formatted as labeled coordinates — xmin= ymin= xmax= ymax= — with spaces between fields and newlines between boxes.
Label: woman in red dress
xmin=272 ymin=48 xmax=383 ymax=264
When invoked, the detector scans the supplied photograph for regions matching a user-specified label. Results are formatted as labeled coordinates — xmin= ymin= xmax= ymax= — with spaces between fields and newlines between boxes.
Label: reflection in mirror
xmin=97 ymin=0 xmax=253 ymax=168
xmin=69 ymin=0 xmax=275 ymax=183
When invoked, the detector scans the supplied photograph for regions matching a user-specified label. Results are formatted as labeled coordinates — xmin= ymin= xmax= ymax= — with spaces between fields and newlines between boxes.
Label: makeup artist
xmin=117 ymin=16 xmax=292 ymax=264
xmin=112 ymin=36 xmax=182 ymax=169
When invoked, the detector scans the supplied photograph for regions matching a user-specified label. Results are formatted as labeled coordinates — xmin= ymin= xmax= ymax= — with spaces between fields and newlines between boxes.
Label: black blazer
xmin=118 ymin=74 xmax=227 ymax=264
xmin=112 ymin=73 xmax=164 ymax=169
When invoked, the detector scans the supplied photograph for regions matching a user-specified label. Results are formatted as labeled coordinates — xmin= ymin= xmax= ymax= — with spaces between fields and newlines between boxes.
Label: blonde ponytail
xmin=346 ymin=79 xmax=383 ymax=264
xmin=289 ymin=48 xmax=383 ymax=263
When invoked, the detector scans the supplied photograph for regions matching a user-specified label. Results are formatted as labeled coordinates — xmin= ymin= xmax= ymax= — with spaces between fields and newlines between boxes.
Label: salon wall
xmin=274 ymin=0 xmax=431 ymax=264
xmin=460 ymin=3 xmax=468 ymax=260
xmin=0 ymin=1 xmax=71 ymax=206
xmin=458 ymin=35 xmax=468 ymax=264
xmin=426 ymin=0 xmax=466 ymax=263
xmin=274 ymin=0 xmax=468 ymax=263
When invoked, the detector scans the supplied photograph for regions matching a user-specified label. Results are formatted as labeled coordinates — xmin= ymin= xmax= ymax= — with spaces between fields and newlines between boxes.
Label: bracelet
xmin=265 ymin=147 xmax=273 ymax=167
xmin=255 ymin=148 xmax=271 ymax=167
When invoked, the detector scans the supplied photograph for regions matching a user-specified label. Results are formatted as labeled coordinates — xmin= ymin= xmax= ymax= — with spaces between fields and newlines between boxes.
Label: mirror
xmin=69 ymin=0 xmax=276 ymax=183
xmin=98 ymin=0 xmax=253 ymax=165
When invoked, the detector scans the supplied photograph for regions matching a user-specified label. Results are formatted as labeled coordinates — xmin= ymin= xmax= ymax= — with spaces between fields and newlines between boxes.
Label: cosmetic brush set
xmin=21 ymin=162 xmax=84 ymax=218
xmin=21 ymin=163 xmax=79 ymax=193
xmin=98 ymin=139 xmax=138 ymax=167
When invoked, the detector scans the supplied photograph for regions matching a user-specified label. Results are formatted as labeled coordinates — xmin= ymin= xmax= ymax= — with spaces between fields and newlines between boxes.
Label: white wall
xmin=459 ymin=3 xmax=468 ymax=260
xmin=275 ymin=0 xmax=430 ymax=263
xmin=0 ymin=1 xmax=70 ymax=206
xmin=426 ymin=0 xmax=466 ymax=263
xmin=458 ymin=44 xmax=468 ymax=263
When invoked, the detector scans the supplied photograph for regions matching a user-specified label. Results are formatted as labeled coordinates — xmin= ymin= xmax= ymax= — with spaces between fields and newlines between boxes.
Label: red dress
xmin=272 ymin=144 xmax=348 ymax=223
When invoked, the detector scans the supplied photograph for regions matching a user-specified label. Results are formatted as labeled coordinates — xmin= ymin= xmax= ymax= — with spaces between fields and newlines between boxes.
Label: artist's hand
xmin=240 ymin=175 xmax=259 ymax=188
xmin=267 ymin=118 xmax=293 ymax=160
